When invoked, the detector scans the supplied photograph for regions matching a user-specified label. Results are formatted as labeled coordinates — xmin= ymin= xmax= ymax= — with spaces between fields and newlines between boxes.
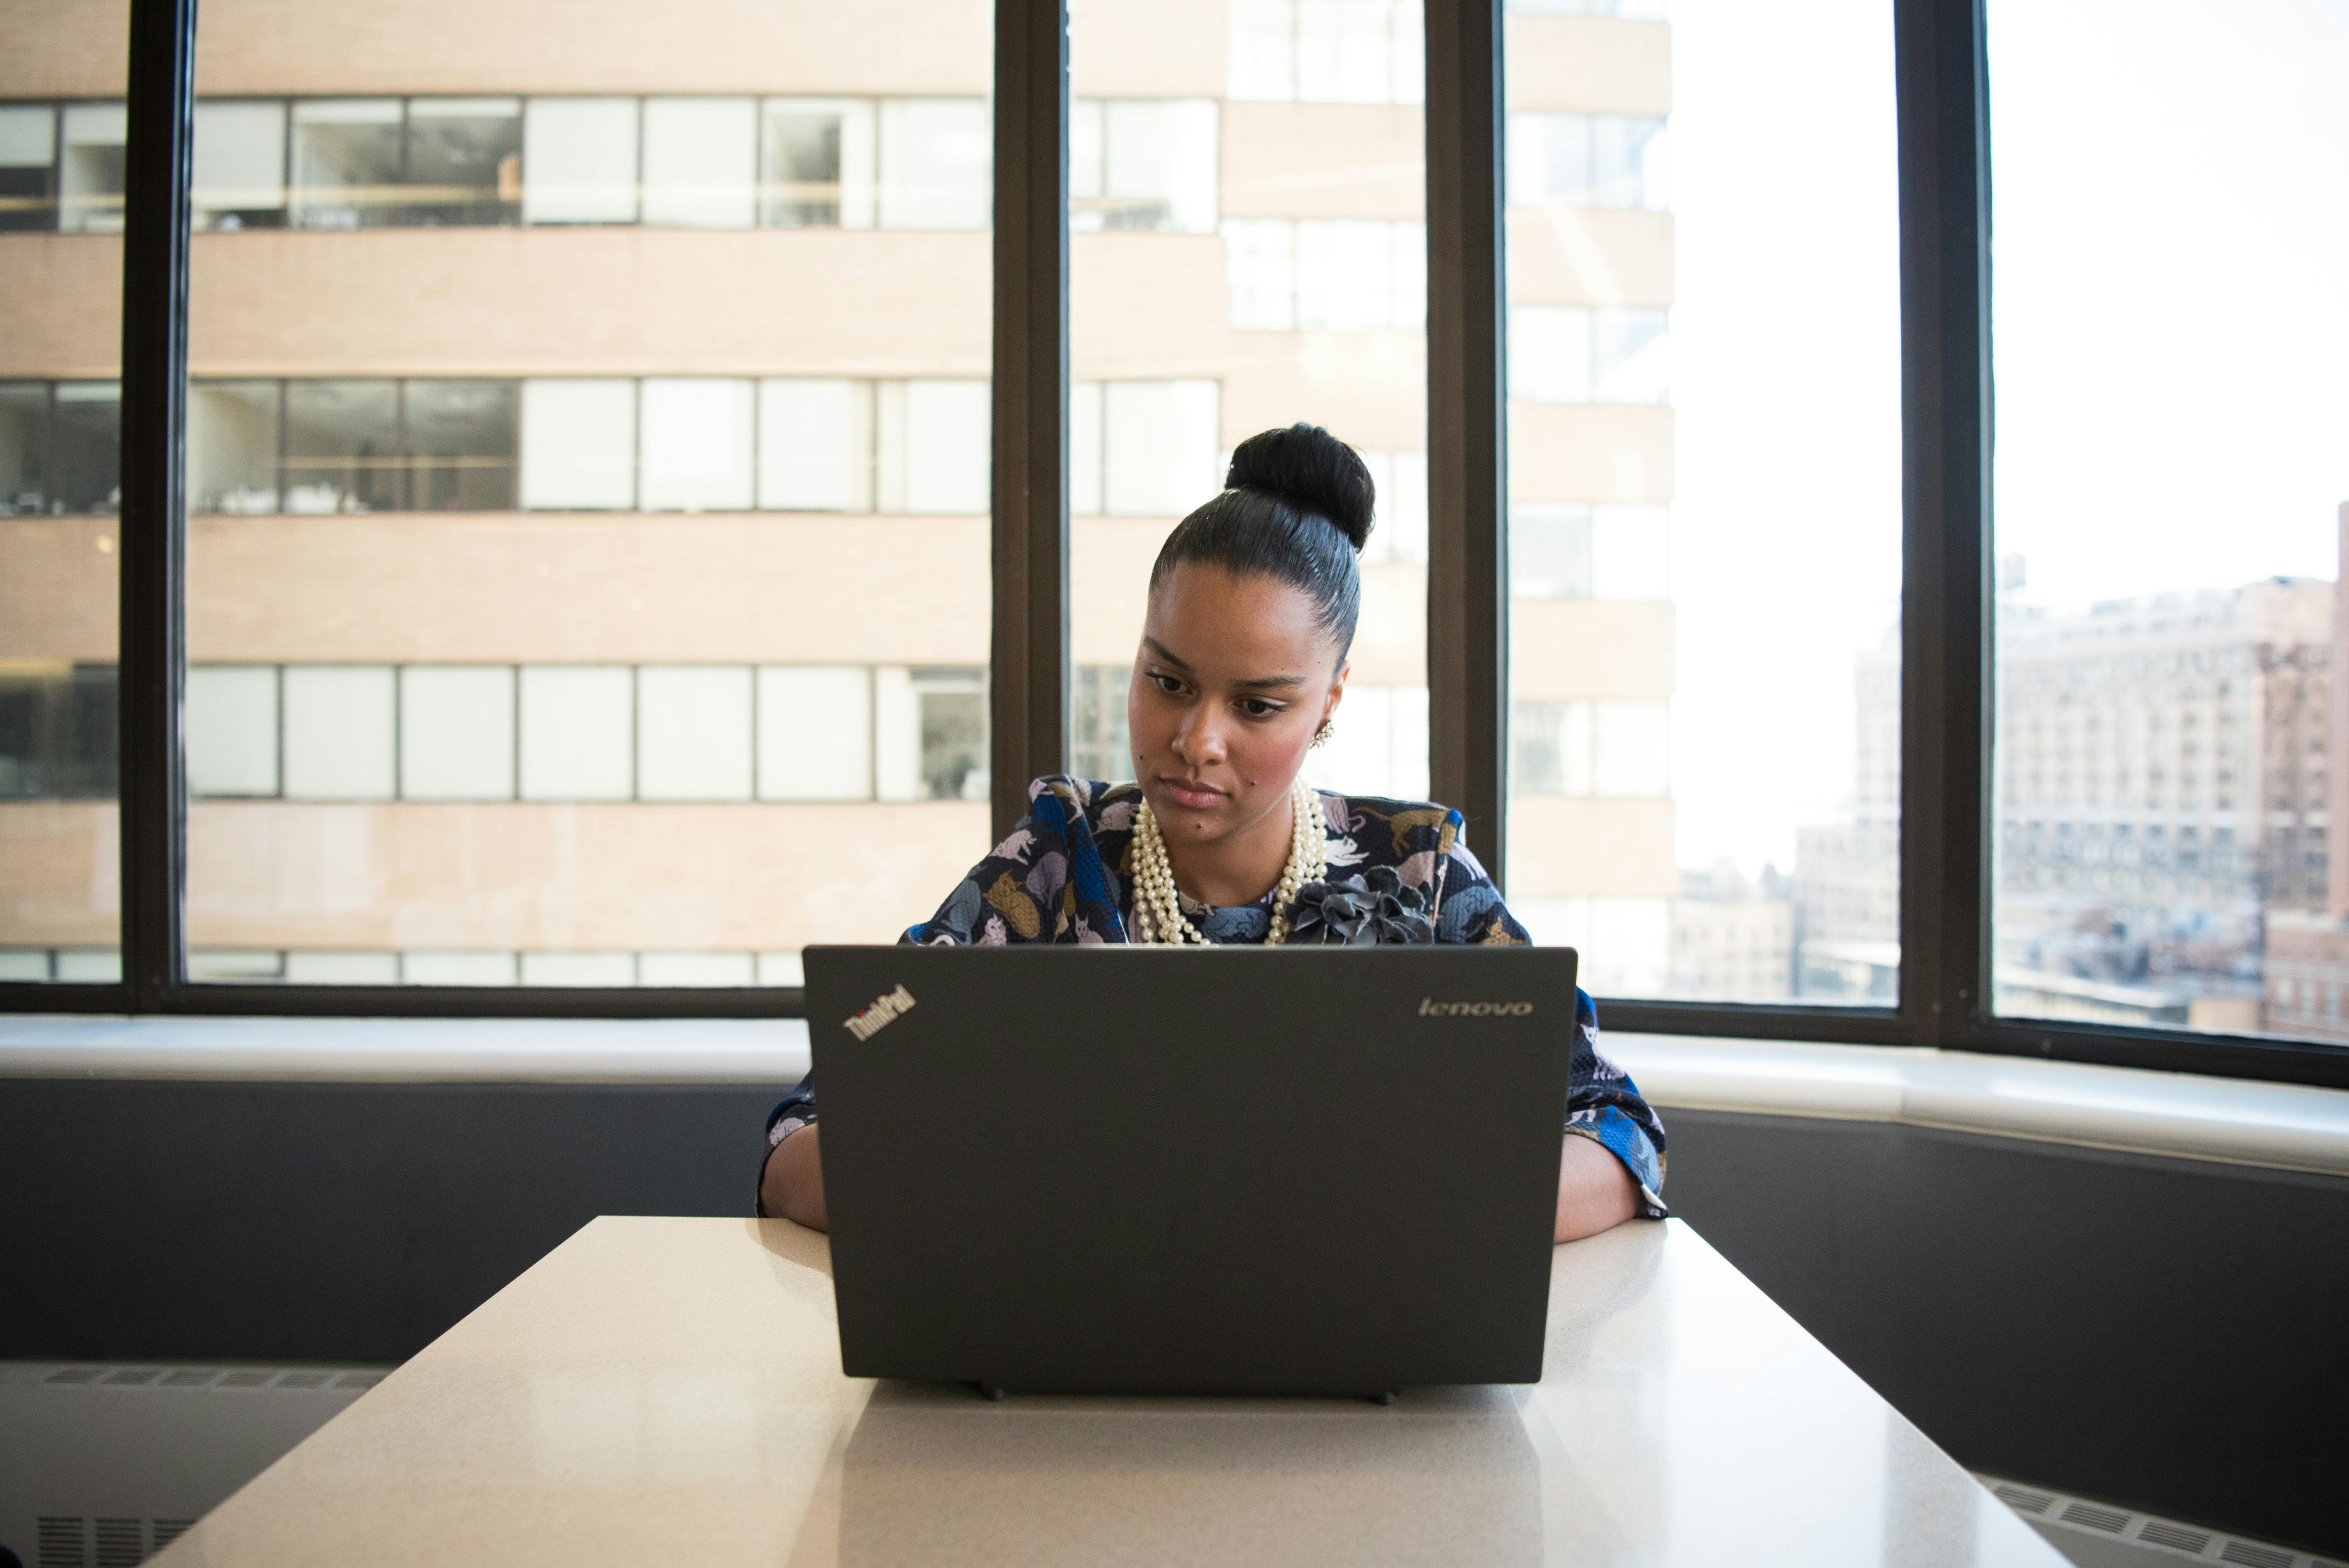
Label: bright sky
xmin=1659 ymin=0 xmax=2349 ymax=875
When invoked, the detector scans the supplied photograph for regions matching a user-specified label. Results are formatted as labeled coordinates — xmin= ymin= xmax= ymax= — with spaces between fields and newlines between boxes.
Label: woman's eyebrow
xmin=1142 ymin=638 xmax=1307 ymax=691
xmin=1140 ymin=637 xmax=1192 ymax=670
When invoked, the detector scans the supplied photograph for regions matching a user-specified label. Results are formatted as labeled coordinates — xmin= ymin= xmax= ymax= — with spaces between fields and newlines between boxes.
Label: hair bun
xmin=1224 ymin=424 xmax=1375 ymax=553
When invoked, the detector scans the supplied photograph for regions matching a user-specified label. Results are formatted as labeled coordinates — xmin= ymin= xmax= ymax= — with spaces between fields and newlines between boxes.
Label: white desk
xmin=158 ymin=1217 xmax=2064 ymax=1566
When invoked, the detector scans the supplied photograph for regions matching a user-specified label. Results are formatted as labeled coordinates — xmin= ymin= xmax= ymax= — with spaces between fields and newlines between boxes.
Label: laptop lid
xmin=804 ymin=944 xmax=1578 ymax=1397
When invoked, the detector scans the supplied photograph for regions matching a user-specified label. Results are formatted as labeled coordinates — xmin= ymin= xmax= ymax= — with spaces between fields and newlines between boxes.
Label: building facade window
xmin=1227 ymin=0 xmax=1426 ymax=105
xmin=176 ymin=662 xmax=1004 ymax=809
xmin=1509 ymin=307 xmax=1670 ymax=405
xmin=1508 ymin=113 xmax=1668 ymax=211
xmin=184 ymin=376 xmax=1023 ymax=516
xmin=0 ymin=93 xmax=1004 ymax=234
xmin=1070 ymin=99 xmax=1218 ymax=234
xmin=1223 ymin=218 xmax=1426 ymax=332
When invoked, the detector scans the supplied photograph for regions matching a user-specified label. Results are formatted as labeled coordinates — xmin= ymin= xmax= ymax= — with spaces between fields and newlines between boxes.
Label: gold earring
xmin=1311 ymin=721 xmax=1334 ymax=749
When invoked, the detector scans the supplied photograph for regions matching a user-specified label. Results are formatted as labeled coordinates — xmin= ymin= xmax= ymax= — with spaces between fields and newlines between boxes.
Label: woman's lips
xmin=1160 ymin=776 xmax=1227 ymax=811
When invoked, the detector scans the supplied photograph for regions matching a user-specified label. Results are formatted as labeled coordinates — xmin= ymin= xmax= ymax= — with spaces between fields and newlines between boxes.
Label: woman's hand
xmin=759 ymin=1126 xmax=829 ymax=1232
xmin=1553 ymin=1132 xmax=1639 ymax=1242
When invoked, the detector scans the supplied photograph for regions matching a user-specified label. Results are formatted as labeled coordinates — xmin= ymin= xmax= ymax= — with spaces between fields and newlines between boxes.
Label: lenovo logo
xmin=844 ymin=983 xmax=917 ymax=1041
xmin=1418 ymin=998 xmax=1535 ymax=1018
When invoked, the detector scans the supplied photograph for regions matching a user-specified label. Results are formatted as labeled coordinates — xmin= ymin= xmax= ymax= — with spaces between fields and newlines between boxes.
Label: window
xmin=1070 ymin=100 xmax=1218 ymax=234
xmin=59 ymin=101 xmax=126 ymax=233
xmin=759 ymin=380 xmax=870 ymax=511
xmin=758 ymin=667 xmax=874 ymax=802
xmin=40 ymin=0 xmax=2340 ymax=1081
xmin=290 ymin=99 xmax=405 ymax=228
xmin=192 ymin=102 xmax=287 ymax=230
xmin=1509 ymin=307 xmax=1670 ymax=405
xmin=1502 ymin=0 xmax=1902 ymax=1001
xmin=1227 ymin=0 xmax=1425 ymax=105
xmin=0 ymin=665 xmax=117 ymax=801
xmin=1223 ymin=218 xmax=1426 ymax=332
xmin=1074 ymin=0 xmax=1429 ymax=809
xmin=0 ymin=103 xmax=59 ymax=232
xmin=636 ymin=667 xmax=753 ymax=802
xmin=519 ymin=380 xmax=636 ymax=510
xmin=640 ymin=379 xmax=755 ymax=512
xmin=184 ymin=667 xmax=278 ymax=798
xmin=1988 ymin=0 xmax=2349 ymax=1043
xmin=179 ymin=2 xmax=1008 ymax=993
xmin=4 ymin=381 xmax=121 ymax=516
xmin=762 ymin=99 xmax=874 ymax=228
xmin=0 ymin=32 xmax=122 ymax=987
xmin=399 ymin=667 xmax=517 ymax=801
xmin=878 ymin=99 xmax=990 ymax=230
xmin=404 ymin=98 xmax=521 ymax=226
xmin=642 ymin=97 xmax=756 ymax=229
xmin=282 ymin=667 xmax=396 ymax=800
xmin=522 ymin=98 xmax=639 ymax=225
xmin=1507 ymin=113 xmax=1667 ymax=211
xmin=1071 ymin=665 xmax=1132 ymax=783
xmin=518 ymin=667 xmax=633 ymax=802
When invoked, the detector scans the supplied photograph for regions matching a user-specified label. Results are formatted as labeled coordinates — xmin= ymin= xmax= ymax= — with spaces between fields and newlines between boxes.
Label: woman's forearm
xmin=760 ymin=1126 xmax=829 ymax=1231
xmin=1553 ymin=1131 xmax=1639 ymax=1243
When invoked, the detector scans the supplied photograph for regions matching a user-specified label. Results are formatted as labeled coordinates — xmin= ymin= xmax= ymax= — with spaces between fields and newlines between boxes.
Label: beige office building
xmin=0 ymin=0 xmax=1677 ymax=986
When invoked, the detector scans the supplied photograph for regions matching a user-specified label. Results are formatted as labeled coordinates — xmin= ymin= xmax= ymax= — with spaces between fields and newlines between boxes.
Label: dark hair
xmin=1146 ymin=423 xmax=1375 ymax=658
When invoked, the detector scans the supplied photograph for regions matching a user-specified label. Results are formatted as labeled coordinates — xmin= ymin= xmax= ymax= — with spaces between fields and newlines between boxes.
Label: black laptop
xmin=802 ymin=944 xmax=1578 ymax=1398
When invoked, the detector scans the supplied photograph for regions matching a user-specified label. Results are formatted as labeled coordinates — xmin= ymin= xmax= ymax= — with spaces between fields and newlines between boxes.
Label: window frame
xmin=12 ymin=0 xmax=2348 ymax=1092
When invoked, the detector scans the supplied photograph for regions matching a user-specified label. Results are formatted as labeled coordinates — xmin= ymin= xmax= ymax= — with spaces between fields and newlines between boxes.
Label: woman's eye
xmin=1150 ymin=673 xmax=1184 ymax=695
xmin=1240 ymin=699 xmax=1281 ymax=718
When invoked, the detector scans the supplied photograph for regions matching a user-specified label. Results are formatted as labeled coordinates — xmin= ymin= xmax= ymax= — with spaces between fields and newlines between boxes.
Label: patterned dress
xmin=764 ymin=775 xmax=1668 ymax=1217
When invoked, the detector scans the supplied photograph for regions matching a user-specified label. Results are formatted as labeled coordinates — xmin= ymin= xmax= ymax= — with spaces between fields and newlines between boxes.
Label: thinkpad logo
xmin=1418 ymin=998 xmax=1535 ymax=1017
xmin=844 ymin=983 xmax=917 ymax=1041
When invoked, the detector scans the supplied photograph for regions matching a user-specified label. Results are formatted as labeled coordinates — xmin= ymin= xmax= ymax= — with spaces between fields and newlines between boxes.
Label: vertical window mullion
xmin=989 ymin=0 xmax=1071 ymax=840
xmin=1424 ymin=0 xmax=1509 ymax=887
xmin=117 ymin=0 xmax=199 ymax=1011
xmin=1893 ymin=0 xmax=1993 ymax=1046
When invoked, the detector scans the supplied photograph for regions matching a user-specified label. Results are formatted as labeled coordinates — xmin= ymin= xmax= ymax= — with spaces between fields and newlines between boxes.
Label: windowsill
xmin=0 ymin=1013 xmax=810 ymax=1084
xmin=4 ymin=1015 xmax=2347 ymax=1178
xmin=1608 ymin=1034 xmax=2349 ymax=1179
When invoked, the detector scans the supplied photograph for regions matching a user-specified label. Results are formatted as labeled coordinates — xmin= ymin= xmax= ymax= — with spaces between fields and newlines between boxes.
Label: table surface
xmin=159 ymin=1216 xmax=2067 ymax=1567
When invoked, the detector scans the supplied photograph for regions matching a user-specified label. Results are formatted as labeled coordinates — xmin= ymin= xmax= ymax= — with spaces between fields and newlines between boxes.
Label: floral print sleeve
xmin=900 ymin=777 xmax=1138 ymax=946
xmin=759 ymin=776 xmax=1667 ymax=1220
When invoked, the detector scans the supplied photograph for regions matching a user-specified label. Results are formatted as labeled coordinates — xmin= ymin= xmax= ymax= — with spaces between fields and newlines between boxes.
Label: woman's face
xmin=1129 ymin=562 xmax=1348 ymax=846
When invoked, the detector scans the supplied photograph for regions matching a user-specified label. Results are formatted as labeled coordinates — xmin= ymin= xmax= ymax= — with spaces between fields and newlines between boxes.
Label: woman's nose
xmin=1172 ymin=709 xmax=1227 ymax=766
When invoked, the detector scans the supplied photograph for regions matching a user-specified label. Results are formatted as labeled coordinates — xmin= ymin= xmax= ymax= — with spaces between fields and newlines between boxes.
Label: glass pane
xmin=182 ymin=0 xmax=995 ymax=986
xmin=1989 ymin=0 xmax=2349 ymax=1041
xmin=1071 ymin=0 xmax=1430 ymax=805
xmin=1503 ymin=0 xmax=1903 ymax=1001
xmin=0 ymin=3 xmax=126 ymax=985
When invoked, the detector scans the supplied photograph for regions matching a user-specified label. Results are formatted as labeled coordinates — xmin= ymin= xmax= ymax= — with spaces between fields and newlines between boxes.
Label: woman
xmin=761 ymin=424 xmax=1667 ymax=1240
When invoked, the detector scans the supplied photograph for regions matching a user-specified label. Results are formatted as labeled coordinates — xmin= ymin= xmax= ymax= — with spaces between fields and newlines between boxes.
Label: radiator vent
xmin=1975 ymin=1473 xmax=2339 ymax=1568
xmin=37 ymin=1516 xmax=85 ymax=1568
xmin=27 ymin=1517 xmax=195 ymax=1567
xmin=93 ymin=1518 xmax=143 ymax=1567
xmin=2061 ymin=1502 xmax=2131 ymax=1533
xmin=38 ymin=1364 xmax=380 ymax=1394
xmin=2224 ymin=1547 xmax=2298 ymax=1568
xmin=2140 ymin=1520 xmax=2214 ymax=1553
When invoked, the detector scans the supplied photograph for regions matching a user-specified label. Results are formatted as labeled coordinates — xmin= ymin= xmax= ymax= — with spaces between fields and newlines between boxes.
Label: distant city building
xmin=1669 ymin=860 xmax=1793 ymax=1001
xmin=1993 ymin=575 xmax=2330 ymax=1022
xmin=1792 ymin=631 xmax=1898 ymax=1001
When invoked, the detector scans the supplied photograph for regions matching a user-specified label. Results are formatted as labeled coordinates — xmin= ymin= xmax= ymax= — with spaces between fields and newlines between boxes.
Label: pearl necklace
xmin=1131 ymin=778 xmax=1328 ymax=946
